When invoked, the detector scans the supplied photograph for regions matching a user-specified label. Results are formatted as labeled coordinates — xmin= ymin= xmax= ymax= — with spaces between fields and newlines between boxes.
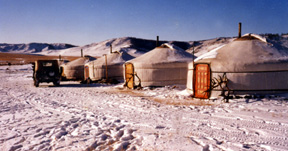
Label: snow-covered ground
xmin=1 ymin=65 xmax=288 ymax=151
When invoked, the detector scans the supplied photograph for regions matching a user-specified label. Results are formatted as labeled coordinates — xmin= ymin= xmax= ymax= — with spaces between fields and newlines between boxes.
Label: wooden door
xmin=84 ymin=65 xmax=89 ymax=80
xmin=194 ymin=64 xmax=211 ymax=99
xmin=125 ymin=63 xmax=134 ymax=89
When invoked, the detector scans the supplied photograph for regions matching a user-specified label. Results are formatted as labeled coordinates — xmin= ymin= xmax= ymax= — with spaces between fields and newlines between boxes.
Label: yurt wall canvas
xmin=124 ymin=43 xmax=195 ymax=88
xmin=61 ymin=56 xmax=96 ymax=81
xmin=187 ymin=34 xmax=288 ymax=98
xmin=85 ymin=52 xmax=134 ymax=82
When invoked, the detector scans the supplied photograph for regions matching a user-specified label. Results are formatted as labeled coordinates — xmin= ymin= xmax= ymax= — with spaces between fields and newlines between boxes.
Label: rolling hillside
xmin=1 ymin=34 xmax=287 ymax=59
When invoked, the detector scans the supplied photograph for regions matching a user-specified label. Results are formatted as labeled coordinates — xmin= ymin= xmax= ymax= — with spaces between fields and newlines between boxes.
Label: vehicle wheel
xmin=86 ymin=78 xmax=91 ymax=84
xmin=53 ymin=80 xmax=60 ymax=86
xmin=34 ymin=79 xmax=39 ymax=87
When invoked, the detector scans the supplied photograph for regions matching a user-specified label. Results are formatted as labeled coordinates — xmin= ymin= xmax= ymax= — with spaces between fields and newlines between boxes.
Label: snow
xmin=37 ymin=37 xmax=157 ymax=57
xmin=242 ymin=33 xmax=267 ymax=43
xmin=128 ymin=43 xmax=194 ymax=65
xmin=187 ymin=37 xmax=234 ymax=58
xmin=161 ymin=43 xmax=183 ymax=51
xmin=194 ymin=45 xmax=225 ymax=61
xmin=1 ymin=65 xmax=288 ymax=151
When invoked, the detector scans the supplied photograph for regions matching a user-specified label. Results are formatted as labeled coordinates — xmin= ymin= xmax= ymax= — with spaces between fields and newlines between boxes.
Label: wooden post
xmin=81 ymin=49 xmax=83 ymax=57
xmin=238 ymin=22 xmax=242 ymax=38
xmin=192 ymin=43 xmax=195 ymax=66
xmin=104 ymin=54 xmax=108 ymax=80
xmin=59 ymin=55 xmax=61 ymax=60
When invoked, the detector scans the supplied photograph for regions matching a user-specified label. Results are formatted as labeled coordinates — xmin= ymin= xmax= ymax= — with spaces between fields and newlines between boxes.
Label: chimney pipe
xmin=59 ymin=55 xmax=61 ymax=60
xmin=238 ymin=22 xmax=242 ymax=38
xmin=110 ymin=44 xmax=112 ymax=54
xmin=156 ymin=36 xmax=159 ymax=47
xmin=81 ymin=49 xmax=83 ymax=57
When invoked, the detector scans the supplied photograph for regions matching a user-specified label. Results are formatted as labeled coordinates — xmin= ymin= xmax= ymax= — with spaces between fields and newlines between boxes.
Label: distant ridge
xmin=1 ymin=34 xmax=287 ymax=57
xmin=41 ymin=37 xmax=195 ymax=57
xmin=0 ymin=43 xmax=77 ymax=54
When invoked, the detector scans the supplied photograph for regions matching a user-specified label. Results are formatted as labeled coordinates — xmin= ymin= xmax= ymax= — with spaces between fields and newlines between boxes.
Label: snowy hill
xmin=39 ymin=37 xmax=193 ymax=57
xmin=1 ymin=34 xmax=288 ymax=58
xmin=0 ymin=37 xmax=229 ymax=57
xmin=43 ymin=37 xmax=235 ymax=57
xmin=0 ymin=43 xmax=77 ymax=54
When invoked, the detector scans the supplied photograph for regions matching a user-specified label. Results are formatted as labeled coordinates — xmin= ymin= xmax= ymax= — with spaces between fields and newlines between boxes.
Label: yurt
xmin=124 ymin=43 xmax=195 ymax=88
xmin=84 ymin=51 xmax=134 ymax=83
xmin=60 ymin=55 xmax=96 ymax=81
xmin=187 ymin=33 xmax=288 ymax=99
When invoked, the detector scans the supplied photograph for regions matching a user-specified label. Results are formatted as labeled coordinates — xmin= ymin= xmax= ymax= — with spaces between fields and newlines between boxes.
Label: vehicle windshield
xmin=42 ymin=62 xmax=53 ymax=67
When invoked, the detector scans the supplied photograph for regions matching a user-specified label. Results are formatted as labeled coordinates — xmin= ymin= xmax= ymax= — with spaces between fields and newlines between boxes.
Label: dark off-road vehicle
xmin=32 ymin=60 xmax=61 ymax=87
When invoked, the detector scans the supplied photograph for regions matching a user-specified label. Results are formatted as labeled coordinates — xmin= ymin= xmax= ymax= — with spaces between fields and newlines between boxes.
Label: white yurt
xmin=124 ymin=43 xmax=195 ymax=88
xmin=84 ymin=51 xmax=134 ymax=83
xmin=187 ymin=33 xmax=288 ymax=99
xmin=60 ymin=55 xmax=96 ymax=81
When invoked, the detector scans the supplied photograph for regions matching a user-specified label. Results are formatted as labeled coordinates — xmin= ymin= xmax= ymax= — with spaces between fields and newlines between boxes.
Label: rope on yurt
xmin=134 ymin=73 xmax=142 ymax=89
xmin=124 ymin=73 xmax=142 ymax=89
xmin=210 ymin=73 xmax=231 ymax=102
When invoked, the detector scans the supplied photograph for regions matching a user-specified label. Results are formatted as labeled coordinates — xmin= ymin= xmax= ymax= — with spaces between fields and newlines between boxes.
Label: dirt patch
xmin=110 ymin=87 xmax=219 ymax=106
xmin=0 ymin=52 xmax=82 ymax=65
xmin=151 ymin=98 xmax=216 ymax=106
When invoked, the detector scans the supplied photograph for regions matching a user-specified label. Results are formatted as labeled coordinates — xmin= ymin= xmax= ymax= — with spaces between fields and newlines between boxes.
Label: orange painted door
xmin=194 ymin=64 xmax=211 ymax=99
xmin=125 ymin=63 xmax=134 ymax=89
xmin=84 ymin=66 xmax=89 ymax=80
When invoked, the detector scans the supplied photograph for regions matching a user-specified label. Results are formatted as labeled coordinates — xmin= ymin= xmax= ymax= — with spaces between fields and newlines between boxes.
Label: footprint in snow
xmin=54 ymin=130 xmax=68 ymax=139
xmin=203 ymin=144 xmax=213 ymax=151
xmin=155 ymin=125 xmax=165 ymax=129
xmin=115 ymin=130 xmax=124 ymax=139
xmin=9 ymin=144 xmax=23 ymax=151
xmin=114 ymin=141 xmax=130 ymax=151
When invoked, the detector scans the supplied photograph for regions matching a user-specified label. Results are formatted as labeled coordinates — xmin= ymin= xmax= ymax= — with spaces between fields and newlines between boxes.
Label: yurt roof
xmin=196 ymin=33 xmax=288 ymax=72
xmin=86 ymin=51 xmax=134 ymax=66
xmin=62 ymin=56 xmax=96 ymax=67
xmin=127 ymin=43 xmax=194 ymax=64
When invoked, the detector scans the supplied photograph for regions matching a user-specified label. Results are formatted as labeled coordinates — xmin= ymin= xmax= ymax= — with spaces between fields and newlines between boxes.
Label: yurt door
xmin=194 ymin=64 xmax=211 ymax=99
xmin=84 ymin=65 xmax=89 ymax=80
xmin=125 ymin=63 xmax=134 ymax=89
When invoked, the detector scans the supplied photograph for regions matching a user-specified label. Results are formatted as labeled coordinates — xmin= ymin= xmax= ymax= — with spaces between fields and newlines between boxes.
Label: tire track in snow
xmin=1 ymin=68 xmax=288 ymax=150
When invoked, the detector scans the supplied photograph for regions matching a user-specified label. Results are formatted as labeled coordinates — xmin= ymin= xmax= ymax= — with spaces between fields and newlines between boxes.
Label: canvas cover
xmin=61 ymin=56 xmax=96 ymax=80
xmin=187 ymin=34 xmax=288 ymax=97
xmin=85 ymin=51 xmax=134 ymax=81
xmin=125 ymin=43 xmax=195 ymax=87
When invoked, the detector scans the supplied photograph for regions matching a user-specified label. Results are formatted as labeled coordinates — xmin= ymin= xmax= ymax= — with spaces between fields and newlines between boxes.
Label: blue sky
xmin=0 ymin=0 xmax=287 ymax=45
